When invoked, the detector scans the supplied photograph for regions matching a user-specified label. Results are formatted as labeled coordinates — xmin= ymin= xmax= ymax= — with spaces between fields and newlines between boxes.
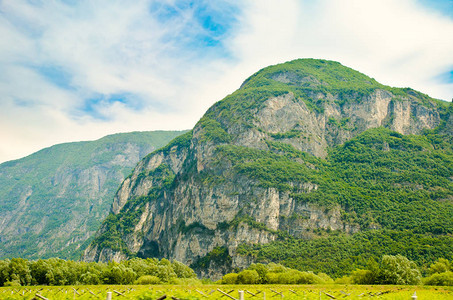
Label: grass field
xmin=0 ymin=284 xmax=452 ymax=299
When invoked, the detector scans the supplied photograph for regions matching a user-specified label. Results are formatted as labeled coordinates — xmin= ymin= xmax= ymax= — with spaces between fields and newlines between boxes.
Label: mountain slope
xmin=0 ymin=130 xmax=187 ymax=259
xmin=83 ymin=59 xmax=452 ymax=278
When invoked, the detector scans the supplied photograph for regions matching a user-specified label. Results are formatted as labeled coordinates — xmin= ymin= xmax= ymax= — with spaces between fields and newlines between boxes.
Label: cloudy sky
xmin=0 ymin=0 xmax=452 ymax=163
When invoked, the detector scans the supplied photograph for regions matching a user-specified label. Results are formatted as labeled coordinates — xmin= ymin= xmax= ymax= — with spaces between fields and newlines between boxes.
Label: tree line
xmin=221 ymin=255 xmax=453 ymax=286
xmin=1 ymin=255 xmax=451 ymax=287
xmin=0 ymin=257 xmax=197 ymax=286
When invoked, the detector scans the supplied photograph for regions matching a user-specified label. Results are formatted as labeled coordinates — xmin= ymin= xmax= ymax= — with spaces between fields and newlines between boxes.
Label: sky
xmin=0 ymin=0 xmax=452 ymax=163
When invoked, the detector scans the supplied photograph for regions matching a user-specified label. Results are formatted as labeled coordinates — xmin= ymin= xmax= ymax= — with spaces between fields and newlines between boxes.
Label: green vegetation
xmin=197 ymin=59 xmax=449 ymax=142
xmin=216 ymin=144 xmax=318 ymax=192
xmin=83 ymin=59 xmax=452 ymax=285
xmin=1 ymin=285 xmax=452 ymax=300
xmin=94 ymin=128 xmax=453 ymax=276
xmin=221 ymin=256 xmax=453 ymax=286
xmin=237 ymin=230 xmax=453 ymax=278
xmin=269 ymin=129 xmax=302 ymax=139
xmin=0 ymin=131 xmax=187 ymax=261
xmin=93 ymin=163 xmax=177 ymax=255
xmin=222 ymin=263 xmax=332 ymax=285
xmin=1 ymin=256 xmax=449 ymax=289
xmin=0 ymin=258 xmax=196 ymax=286
xmin=145 ymin=130 xmax=193 ymax=157
xmin=196 ymin=117 xmax=231 ymax=143
xmin=219 ymin=127 xmax=452 ymax=282
xmin=190 ymin=247 xmax=232 ymax=273
xmin=242 ymin=59 xmax=381 ymax=93
xmin=424 ymin=258 xmax=453 ymax=286
xmin=216 ymin=127 xmax=453 ymax=233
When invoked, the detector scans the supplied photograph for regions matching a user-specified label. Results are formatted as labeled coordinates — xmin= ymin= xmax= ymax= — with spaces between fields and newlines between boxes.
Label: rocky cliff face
xmin=0 ymin=131 xmax=186 ymax=259
xmin=84 ymin=59 xmax=451 ymax=279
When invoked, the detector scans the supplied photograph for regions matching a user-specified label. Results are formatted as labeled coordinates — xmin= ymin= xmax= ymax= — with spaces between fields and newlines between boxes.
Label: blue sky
xmin=0 ymin=0 xmax=452 ymax=163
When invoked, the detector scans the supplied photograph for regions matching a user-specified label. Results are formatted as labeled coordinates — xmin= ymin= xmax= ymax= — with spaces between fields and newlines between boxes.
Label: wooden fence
xmin=0 ymin=286 xmax=420 ymax=300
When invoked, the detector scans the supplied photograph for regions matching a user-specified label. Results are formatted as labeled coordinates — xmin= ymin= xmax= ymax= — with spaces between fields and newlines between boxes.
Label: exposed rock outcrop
xmin=84 ymin=59 xmax=451 ymax=279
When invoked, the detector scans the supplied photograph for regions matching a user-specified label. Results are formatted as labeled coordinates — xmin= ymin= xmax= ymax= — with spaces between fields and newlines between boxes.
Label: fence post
xmin=239 ymin=290 xmax=244 ymax=300
xmin=263 ymin=291 xmax=266 ymax=300
xmin=106 ymin=291 xmax=112 ymax=300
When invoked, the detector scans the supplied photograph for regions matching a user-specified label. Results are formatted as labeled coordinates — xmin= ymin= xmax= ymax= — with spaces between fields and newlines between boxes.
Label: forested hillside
xmin=83 ymin=59 xmax=452 ymax=279
xmin=0 ymin=130 xmax=187 ymax=260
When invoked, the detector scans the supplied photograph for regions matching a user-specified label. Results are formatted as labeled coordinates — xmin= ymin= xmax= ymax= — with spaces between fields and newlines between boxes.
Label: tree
xmin=379 ymin=255 xmax=421 ymax=285
xmin=171 ymin=260 xmax=196 ymax=278
xmin=222 ymin=273 xmax=238 ymax=284
xmin=136 ymin=275 xmax=161 ymax=285
xmin=351 ymin=269 xmax=374 ymax=284
xmin=265 ymin=272 xmax=280 ymax=284
xmin=429 ymin=258 xmax=451 ymax=275
xmin=424 ymin=271 xmax=453 ymax=286
xmin=80 ymin=272 xmax=101 ymax=285
xmin=0 ymin=259 xmax=10 ymax=286
xmin=247 ymin=263 xmax=268 ymax=283
xmin=237 ymin=270 xmax=260 ymax=284
xmin=102 ymin=263 xmax=136 ymax=284
xmin=30 ymin=259 xmax=51 ymax=285
xmin=8 ymin=258 xmax=32 ymax=286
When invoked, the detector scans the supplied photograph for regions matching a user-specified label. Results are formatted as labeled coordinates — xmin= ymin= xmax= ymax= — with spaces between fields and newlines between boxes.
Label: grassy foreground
xmin=1 ymin=284 xmax=452 ymax=299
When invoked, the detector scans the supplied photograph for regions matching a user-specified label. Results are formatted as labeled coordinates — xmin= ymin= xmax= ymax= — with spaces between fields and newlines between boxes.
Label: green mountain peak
xmin=240 ymin=58 xmax=379 ymax=91
xmin=83 ymin=59 xmax=452 ymax=280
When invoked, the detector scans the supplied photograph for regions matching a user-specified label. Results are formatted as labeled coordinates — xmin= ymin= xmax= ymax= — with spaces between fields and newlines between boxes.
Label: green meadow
xmin=1 ymin=284 xmax=452 ymax=300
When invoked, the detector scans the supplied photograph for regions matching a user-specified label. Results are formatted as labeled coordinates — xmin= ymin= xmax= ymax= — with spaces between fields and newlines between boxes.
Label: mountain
xmin=0 ymin=130 xmax=187 ymax=260
xmin=83 ymin=59 xmax=453 ymax=279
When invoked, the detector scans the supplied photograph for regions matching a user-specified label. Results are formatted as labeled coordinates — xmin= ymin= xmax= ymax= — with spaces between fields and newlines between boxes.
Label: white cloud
xmin=228 ymin=0 xmax=453 ymax=99
xmin=0 ymin=0 xmax=452 ymax=163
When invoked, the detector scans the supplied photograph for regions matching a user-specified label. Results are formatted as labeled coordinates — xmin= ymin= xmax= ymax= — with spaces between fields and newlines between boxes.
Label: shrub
xmin=171 ymin=260 xmax=197 ymax=278
xmin=80 ymin=272 xmax=101 ymax=285
xmin=266 ymin=263 xmax=288 ymax=273
xmin=222 ymin=273 xmax=238 ymax=284
xmin=169 ymin=278 xmax=202 ymax=285
xmin=317 ymin=272 xmax=334 ymax=283
xmin=270 ymin=270 xmax=327 ymax=284
xmin=4 ymin=279 xmax=21 ymax=287
xmin=237 ymin=270 xmax=260 ymax=284
xmin=102 ymin=265 xmax=136 ymax=284
xmin=297 ymin=271 xmax=325 ymax=284
xmin=424 ymin=271 xmax=453 ymax=286
xmin=335 ymin=275 xmax=352 ymax=284
xmin=266 ymin=272 xmax=280 ymax=284
xmin=429 ymin=258 xmax=451 ymax=275
xmin=351 ymin=269 xmax=375 ymax=284
xmin=277 ymin=270 xmax=303 ymax=284
xmin=247 ymin=263 xmax=268 ymax=283
xmin=135 ymin=275 xmax=160 ymax=285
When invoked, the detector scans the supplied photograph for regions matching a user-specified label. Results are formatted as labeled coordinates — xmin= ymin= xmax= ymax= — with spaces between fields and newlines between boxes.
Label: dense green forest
xmin=237 ymin=230 xmax=453 ymax=278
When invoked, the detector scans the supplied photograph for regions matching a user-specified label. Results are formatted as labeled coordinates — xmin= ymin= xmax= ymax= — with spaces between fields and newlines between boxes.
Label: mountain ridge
xmin=0 ymin=130 xmax=187 ymax=260
xmin=83 ymin=59 xmax=452 ymax=279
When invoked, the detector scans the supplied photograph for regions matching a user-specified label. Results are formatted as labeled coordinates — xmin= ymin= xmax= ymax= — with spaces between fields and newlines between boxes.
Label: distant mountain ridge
xmin=83 ymin=59 xmax=452 ymax=279
xmin=0 ymin=130 xmax=187 ymax=259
